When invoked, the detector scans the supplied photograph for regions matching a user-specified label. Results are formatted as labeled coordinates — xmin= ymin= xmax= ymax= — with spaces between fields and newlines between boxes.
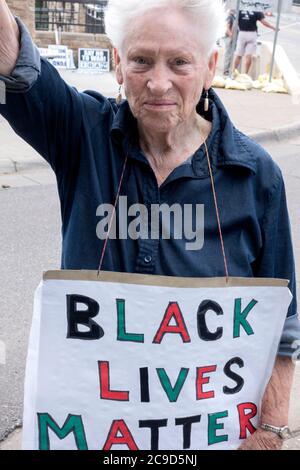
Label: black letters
xmin=223 ymin=357 xmax=244 ymax=394
xmin=140 ymin=367 xmax=150 ymax=403
xmin=197 ymin=300 xmax=223 ymax=341
xmin=139 ymin=419 xmax=168 ymax=450
xmin=175 ymin=415 xmax=201 ymax=449
xmin=67 ymin=294 xmax=103 ymax=340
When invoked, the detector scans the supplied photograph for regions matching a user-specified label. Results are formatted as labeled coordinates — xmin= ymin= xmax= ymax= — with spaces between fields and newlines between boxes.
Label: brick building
xmin=6 ymin=0 xmax=112 ymax=65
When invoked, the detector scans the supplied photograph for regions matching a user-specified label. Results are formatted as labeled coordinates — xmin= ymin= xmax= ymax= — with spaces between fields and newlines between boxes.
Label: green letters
xmin=38 ymin=413 xmax=88 ymax=450
xmin=156 ymin=368 xmax=189 ymax=402
xmin=116 ymin=299 xmax=144 ymax=343
xmin=208 ymin=411 xmax=228 ymax=446
xmin=233 ymin=298 xmax=257 ymax=338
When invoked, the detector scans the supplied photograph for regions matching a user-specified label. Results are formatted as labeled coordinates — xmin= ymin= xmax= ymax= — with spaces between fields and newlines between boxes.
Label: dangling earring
xmin=204 ymin=90 xmax=209 ymax=112
xmin=116 ymin=85 xmax=123 ymax=105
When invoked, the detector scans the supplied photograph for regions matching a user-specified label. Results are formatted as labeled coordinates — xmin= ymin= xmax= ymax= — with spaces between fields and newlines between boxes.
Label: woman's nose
xmin=146 ymin=65 xmax=172 ymax=95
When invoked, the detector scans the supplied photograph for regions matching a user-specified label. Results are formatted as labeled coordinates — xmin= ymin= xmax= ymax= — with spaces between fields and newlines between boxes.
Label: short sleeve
xmin=256 ymin=12 xmax=265 ymax=22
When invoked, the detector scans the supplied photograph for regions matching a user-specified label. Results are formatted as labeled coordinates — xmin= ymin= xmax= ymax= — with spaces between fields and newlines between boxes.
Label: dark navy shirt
xmin=1 ymin=18 xmax=300 ymax=357
xmin=239 ymin=10 xmax=265 ymax=32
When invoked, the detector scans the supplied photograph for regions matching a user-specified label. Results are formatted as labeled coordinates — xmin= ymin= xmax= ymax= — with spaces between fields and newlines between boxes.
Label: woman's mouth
xmin=143 ymin=101 xmax=177 ymax=110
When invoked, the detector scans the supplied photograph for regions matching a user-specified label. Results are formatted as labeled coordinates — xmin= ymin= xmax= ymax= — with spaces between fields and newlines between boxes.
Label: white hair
xmin=105 ymin=0 xmax=225 ymax=56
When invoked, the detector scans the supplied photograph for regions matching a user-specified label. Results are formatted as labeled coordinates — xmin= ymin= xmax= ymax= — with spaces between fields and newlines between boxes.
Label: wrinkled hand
xmin=238 ymin=428 xmax=283 ymax=450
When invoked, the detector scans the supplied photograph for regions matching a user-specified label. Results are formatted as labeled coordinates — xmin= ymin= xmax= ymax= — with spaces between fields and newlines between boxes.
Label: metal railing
xmin=35 ymin=1 xmax=108 ymax=34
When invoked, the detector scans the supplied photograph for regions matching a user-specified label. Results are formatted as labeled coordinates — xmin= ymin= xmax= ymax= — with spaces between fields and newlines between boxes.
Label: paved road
xmin=0 ymin=137 xmax=299 ymax=447
xmin=0 ymin=181 xmax=61 ymax=441
xmin=259 ymin=9 xmax=300 ymax=77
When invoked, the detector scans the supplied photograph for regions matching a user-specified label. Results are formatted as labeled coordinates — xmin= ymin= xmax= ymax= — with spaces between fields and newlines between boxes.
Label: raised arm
xmin=0 ymin=0 xmax=20 ymax=75
xmin=260 ymin=18 xmax=277 ymax=32
xmin=0 ymin=2 xmax=112 ymax=179
xmin=0 ymin=3 xmax=86 ymax=176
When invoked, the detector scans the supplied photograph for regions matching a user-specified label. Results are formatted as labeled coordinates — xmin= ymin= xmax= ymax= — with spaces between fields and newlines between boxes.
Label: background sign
xmin=22 ymin=271 xmax=291 ymax=450
xmin=47 ymin=45 xmax=69 ymax=69
xmin=38 ymin=45 xmax=75 ymax=70
xmin=78 ymin=48 xmax=110 ymax=72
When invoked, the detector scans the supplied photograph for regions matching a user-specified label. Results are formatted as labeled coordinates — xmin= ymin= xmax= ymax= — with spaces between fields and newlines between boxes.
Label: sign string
xmin=97 ymin=154 xmax=129 ymax=276
xmin=204 ymin=140 xmax=229 ymax=282
xmin=97 ymin=137 xmax=229 ymax=281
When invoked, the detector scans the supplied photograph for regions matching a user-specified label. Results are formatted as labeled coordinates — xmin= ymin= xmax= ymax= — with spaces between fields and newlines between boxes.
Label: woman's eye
xmin=174 ymin=59 xmax=188 ymax=66
xmin=134 ymin=57 xmax=148 ymax=65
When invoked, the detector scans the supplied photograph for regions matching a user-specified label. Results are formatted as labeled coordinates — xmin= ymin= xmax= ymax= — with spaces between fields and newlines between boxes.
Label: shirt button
xmin=144 ymin=255 xmax=152 ymax=264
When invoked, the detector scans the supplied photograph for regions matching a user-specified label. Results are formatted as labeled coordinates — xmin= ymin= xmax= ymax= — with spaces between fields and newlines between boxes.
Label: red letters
xmin=98 ymin=361 xmax=129 ymax=401
xmin=153 ymin=302 xmax=191 ymax=344
xmin=103 ymin=419 xmax=139 ymax=450
xmin=196 ymin=365 xmax=217 ymax=400
xmin=237 ymin=402 xmax=257 ymax=439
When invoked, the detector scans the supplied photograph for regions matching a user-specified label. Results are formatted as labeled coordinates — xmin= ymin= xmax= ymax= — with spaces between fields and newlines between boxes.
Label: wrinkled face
xmin=115 ymin=6 xmax=217 ymax=133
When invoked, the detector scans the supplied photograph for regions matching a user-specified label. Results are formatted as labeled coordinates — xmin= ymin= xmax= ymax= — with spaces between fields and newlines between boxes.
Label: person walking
xmin=234 ymin=9 xmax=277 ymax=75
xmin=223 ymin=9 xmax=237 ymax=77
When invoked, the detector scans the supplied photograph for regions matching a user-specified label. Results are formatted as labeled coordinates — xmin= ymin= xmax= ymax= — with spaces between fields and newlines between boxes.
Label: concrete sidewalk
xmin=1 ymin=69 xmax=300 ymax=176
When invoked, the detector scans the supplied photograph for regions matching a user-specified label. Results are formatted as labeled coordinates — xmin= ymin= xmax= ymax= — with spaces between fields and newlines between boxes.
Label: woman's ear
xmin=114 ymin=48 xmax=124 ymax=85
xmin=204 ymin=51 xmax=218 ymax=90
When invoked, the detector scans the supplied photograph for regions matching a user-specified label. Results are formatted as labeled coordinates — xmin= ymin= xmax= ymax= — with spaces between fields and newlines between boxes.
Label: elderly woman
xmin=0 ymin=0 xmax=299 ymax=451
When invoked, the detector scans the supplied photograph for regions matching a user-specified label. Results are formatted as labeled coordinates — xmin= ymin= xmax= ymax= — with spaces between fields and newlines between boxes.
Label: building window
xmin=35 ymin=1 xmax=108 ymax=34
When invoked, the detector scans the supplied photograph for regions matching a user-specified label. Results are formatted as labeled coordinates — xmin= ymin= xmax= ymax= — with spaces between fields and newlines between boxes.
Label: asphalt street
xmin=0 ymin=136 xmax=300 ymax=447
xmin=0 ymin=182 xmax=61 ymax=441
xmin=259 ymin=9 xmax=300 ymax=77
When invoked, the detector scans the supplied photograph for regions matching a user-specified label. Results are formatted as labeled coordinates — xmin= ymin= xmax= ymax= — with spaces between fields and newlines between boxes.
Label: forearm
xmin=238 ymin=356 xmax=295 ymax=450
xmin=225 ymin=27 xmax=233 ymax=37
xmin=261 ymin=19 xmax=276 ymax=31
xmin=0 ymin=0 xmax=20 ymax=75
xmin=261 ymin=356 xmax=295 ymax=425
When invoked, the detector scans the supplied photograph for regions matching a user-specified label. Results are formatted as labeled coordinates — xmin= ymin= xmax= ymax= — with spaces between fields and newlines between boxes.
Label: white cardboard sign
xmin=22 ymin=271 xmax=291 ymax=450
xmin=47 ymin=45 xmax=69 ymax=69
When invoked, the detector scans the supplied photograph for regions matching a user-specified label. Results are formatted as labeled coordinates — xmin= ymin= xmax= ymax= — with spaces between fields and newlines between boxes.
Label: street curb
xmin=250 ymin=121 xmax=300 ymax=145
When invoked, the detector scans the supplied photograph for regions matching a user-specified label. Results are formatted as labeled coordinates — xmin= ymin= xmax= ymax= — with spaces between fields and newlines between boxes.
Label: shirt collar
xmin=110 ymin=99 xmax=138 ymax=152
xmin=209 ymin=89 xmax=257 ymax=174
xmin=110 ymin=89 xmax=257 ymax=175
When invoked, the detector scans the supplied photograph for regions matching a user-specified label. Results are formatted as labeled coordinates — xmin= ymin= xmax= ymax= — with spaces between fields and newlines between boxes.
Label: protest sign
xmin=47 ymin=45 xmax=68 ymax=69
xmin=78 ymin=48 xmax=110 ymax=72
xmin=22 ymin=271 xmax=291 ymax=450
xmin=41 ymin=45 xmax=75 ymax=70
